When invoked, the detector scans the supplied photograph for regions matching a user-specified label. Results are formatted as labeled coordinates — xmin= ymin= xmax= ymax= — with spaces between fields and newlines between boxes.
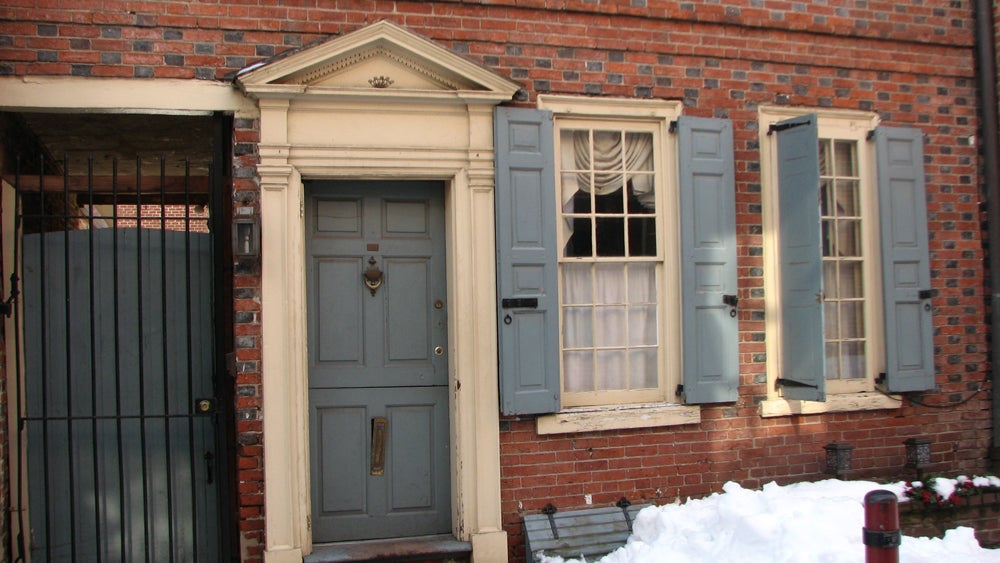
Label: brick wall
xmin=0 ymin=2 xmax=991 ymax=562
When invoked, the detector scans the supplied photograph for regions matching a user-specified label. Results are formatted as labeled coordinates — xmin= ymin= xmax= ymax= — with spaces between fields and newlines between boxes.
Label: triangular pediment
xmin=237 ymin=20 xmax=520 ymax=99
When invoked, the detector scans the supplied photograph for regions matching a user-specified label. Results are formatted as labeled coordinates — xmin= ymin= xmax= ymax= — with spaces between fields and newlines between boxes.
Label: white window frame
xmin=759 ymin=106 xmax=899 ymax=416
xmin=536 ymin=95 xmax=700 ymax=432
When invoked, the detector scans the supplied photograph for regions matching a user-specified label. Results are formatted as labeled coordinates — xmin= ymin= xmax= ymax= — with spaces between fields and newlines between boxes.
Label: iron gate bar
xmin=37 ymin=156 xmax=51 ymax=562
xmin=135 ymin=156 xmax=153 ymax=563
xmin=184 ymin=159 xmax=203 ymax=561
xmin=158 ymin=157 xmax=177 ymax=560
xmin=112 ymin=157 xmax=128 ymax=561
xmin=62 ymin=154 xmax=78 ymax=563
xmin=87 ymin=156 xmax=103 ymax=560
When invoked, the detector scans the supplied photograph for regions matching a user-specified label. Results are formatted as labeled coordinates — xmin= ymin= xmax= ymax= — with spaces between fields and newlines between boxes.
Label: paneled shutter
xmin=875 ymin=126 xmax=935 ymax=392
xmin=773 ymin=114 xmax=826 ymax=401
xmin=494 ymin=107 xmax=561 ymax=415
xmin=677 ymin=116 xmax=739 ymax=403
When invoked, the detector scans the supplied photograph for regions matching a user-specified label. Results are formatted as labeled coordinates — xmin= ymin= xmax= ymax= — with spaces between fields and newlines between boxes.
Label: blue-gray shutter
xmin=677 ymin=116 xmax=739 ymax=403
xmin=875 ymin=126 xmax=935 ymax=392
xmin=494 ymin=107 xmax=560 ymax=415
xmin=774 ymin=114 xmax=826 ymax=401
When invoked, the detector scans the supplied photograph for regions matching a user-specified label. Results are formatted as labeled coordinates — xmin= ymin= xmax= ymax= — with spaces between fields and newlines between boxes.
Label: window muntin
xmin=556 ymin=122 xmax=664 ymax=407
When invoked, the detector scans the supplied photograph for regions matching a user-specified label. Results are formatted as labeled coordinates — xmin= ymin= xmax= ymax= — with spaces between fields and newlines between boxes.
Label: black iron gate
xmin=8 ymin=126 xmax=231 ymax=562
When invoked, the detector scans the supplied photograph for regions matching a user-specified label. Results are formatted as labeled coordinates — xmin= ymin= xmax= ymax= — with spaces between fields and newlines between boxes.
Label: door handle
xmin=370 ymin=417 xmax=387 ymax=476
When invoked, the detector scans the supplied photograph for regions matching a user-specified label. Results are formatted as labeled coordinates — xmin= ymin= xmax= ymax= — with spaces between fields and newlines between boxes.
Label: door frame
xmin=238 ymin=22 xmax=518 ymax=561
xmin=239 ymin=21 xmax=518 ymax=562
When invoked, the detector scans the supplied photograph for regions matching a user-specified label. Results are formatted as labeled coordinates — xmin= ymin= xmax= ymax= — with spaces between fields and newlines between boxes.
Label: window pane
xmin=824 ymin=301 xmax=839 ymax=338
xmin=564 ymin=217 xmax=592 ymax=257
xmin=824 ymin=343 xmax=840 ymax=380
xmin=595 ymin=306 xmax=626 ymax=347
xmin=596 ymin=350 xmax=626 ymax=390
xmin=823 ymin=261 xmax=838 ymax=298
xmin=841 ymin=342 xmax=866 ymax=379
xmin=835 ymin=180 xmax=859 ymax=217
xmin=563 ymin=350 xmax=594 ymax=392
xmin=562 ymin=174 xmax=590 ymax=213
xmin=627 ymin=262 xmax=656 ymax=302
xmin=629 ymin=305 xmax=657 ymax=346
xmin=628 ymin=217 xmax=657 ymax=256
xmin=594 ymin=263 xmax=625 ymax=302
xmin=820 ymin=179 xmax=833 ymax=217
xmin=595 ymin=217 xmax=626 ymax=256
xmin=837 ymin=220 xmax=862 ymax=257
xmin=818 ymin=139 xmax=832 ymax=176
xmin=563 ymin=307 xmax=593 ymax=348
xmin=838 ymin=261 xmax=864 ymax=298
xmin=625 ymin=132 xmax=654 ymax=172
xmin=563 ymin=263 xmax=592 ymax=304
xmin=593 ymin=130 xmax=623 ymax=172
xmin=839 ymin=302 xmax=865 ymax=338
xmin=629 ymin=349 xmax=658 ymax=389
xmin=834 ymin=140 xmax=857 ymax=176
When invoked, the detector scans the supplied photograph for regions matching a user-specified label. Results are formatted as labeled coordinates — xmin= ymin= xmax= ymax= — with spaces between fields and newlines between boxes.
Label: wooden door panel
xmin=316 ymin=257 xmax=365 ymax=364
xmin=315 ymin=404 xmax=368 ymax=514
xmin=385 ymin=258 xmax=433 ymax=363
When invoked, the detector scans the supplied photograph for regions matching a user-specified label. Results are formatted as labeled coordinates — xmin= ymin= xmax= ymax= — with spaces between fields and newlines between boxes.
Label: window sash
xmin=555 ymin=121 xmax=665 ymax=407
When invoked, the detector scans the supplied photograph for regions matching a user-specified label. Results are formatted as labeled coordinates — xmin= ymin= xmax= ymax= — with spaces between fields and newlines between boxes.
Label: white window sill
xmin=759 ymin=392 xmax=902 ymax=418
xmin=536 ymin=403 xmax=700 ymax=435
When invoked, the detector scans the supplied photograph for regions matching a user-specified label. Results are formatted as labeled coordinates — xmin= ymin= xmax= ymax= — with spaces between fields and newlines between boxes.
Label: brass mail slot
xmin=370 ymin=416 xmax=387 ymax=476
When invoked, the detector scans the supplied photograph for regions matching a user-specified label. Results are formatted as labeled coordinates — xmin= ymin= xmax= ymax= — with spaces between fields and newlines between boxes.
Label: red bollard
xmin=863 ymin=490 xmax=901 ymax=563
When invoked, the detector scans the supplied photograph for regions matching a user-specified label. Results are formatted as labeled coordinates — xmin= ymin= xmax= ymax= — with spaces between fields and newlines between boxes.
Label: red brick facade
xmin=0 ymin=2 xmax=996 ymax=562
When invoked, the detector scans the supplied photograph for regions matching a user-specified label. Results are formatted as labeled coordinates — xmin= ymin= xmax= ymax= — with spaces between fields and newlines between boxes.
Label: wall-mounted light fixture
xmin=904 ymin=438 xmax=932 ymax=479
xmin=233 ymin=206 xmax=260 ymax=258
xmin=824 ymin=443 xmax=855 ymax=479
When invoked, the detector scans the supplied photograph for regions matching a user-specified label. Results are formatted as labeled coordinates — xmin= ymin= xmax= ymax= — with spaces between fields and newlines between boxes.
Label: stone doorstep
xmin=305 ymin=535 xmax=472 ymax=563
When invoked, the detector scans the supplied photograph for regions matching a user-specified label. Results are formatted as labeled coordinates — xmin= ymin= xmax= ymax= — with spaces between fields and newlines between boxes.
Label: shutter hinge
xmin=918 ymin=289 xmax=935 ymax=300
xmin=775 ymin=378 xmax=819 ymax=389
xmin=668 ymin=120 xmax=678 ymax=134
xmin=767 ymin=119 xmax=812 ymax=136
xmin=675 ymin=384 xmax=684 ymax=397
xmin=866 ymin=129 xmax=876 ymax=141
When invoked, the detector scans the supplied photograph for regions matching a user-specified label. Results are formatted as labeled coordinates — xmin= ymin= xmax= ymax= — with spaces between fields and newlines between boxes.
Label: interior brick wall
xmin=0 ymin=2 xmax=991 ymax=562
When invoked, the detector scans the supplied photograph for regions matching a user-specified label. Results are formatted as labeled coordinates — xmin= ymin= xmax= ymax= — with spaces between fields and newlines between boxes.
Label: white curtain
xmin=560 ymin=130 xmax=655 ymax=212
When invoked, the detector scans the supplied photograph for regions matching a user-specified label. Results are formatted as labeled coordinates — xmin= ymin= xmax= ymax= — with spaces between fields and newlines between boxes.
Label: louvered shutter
xmin=774 ymin=114 xmax=826 ymax=401
xmin=875 ymin=126 xmax=935 ymax=392
xmin=677 ymin=116 xmax=739 ymax=403
xmin=494 ymin=107 xmax=561 ymax=415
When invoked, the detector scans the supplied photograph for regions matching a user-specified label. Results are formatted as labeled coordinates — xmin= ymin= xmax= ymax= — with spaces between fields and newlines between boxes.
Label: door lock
xmin=195 ymin=398 xmax=216 ymax=414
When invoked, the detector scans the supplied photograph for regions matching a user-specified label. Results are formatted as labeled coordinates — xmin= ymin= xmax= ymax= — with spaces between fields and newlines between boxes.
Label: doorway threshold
xmin=305 ymin=534 xmax=472 ymax=563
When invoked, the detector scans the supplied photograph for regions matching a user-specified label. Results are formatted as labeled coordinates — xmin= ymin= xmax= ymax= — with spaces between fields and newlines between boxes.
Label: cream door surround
xmin=236 ymin=20 xmax=519 ymax=563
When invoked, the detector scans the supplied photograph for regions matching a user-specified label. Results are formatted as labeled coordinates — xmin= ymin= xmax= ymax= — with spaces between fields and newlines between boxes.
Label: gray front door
xmin=306 ymin=180 xmax=451 ymax=542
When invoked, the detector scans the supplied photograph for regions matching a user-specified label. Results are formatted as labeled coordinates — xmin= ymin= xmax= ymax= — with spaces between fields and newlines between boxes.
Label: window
xmin=759 ymin=107 xmax=934 ymax=412
xmin=818 ymin=136 xmax=876 ymax=394
xmin=556 ymin=122 xmax=666 ymax=407
xmin=495 ymin=98 xmax=741 ymax=424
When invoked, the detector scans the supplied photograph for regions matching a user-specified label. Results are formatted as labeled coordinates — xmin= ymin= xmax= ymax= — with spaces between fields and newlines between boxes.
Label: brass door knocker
xmin=364 ymin=257 xmax=384 ymax=296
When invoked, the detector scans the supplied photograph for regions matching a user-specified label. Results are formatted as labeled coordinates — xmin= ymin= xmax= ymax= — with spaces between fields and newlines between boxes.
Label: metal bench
xmin=523 ymin=499 xmax=649 ymax=562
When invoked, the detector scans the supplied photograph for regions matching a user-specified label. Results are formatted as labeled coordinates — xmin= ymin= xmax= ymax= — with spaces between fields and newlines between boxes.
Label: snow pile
xmin=539 ymin=479 xmax=1000 ymax=563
